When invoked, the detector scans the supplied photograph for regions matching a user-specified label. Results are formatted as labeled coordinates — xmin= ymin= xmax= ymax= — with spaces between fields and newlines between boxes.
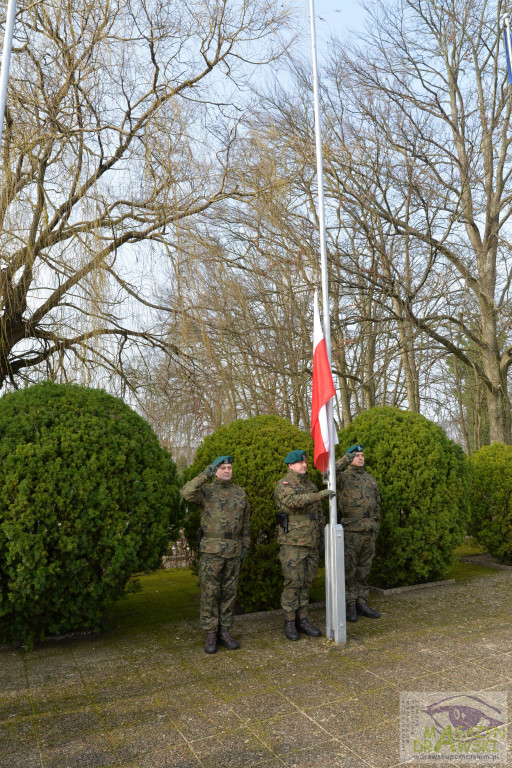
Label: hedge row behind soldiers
xmin=181 ymin=445 xmax=380 ymax=654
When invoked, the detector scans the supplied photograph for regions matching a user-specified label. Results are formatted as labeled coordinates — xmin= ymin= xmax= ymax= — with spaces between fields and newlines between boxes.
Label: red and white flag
xmin=311 ymin=291 xmax=336 ymax=472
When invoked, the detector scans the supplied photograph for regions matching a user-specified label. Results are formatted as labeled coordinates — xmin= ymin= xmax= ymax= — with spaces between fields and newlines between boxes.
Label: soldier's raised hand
xmin=204 ymin=455 xmax=233 ymax=478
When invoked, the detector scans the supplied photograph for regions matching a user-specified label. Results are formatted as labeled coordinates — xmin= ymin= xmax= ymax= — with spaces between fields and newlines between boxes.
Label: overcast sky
xmin=309 ymin=0 xmax=369 ymax=40
xmin=290 ymin=0 xmax=370 ymax=70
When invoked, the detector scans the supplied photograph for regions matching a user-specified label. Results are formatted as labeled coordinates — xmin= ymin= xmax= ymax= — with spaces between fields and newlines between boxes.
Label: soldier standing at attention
xmin=336 ymin=444 xmax=381 ymax=623
xmin=274 ymin=450 xmax=335 ymax=641
xmin=181 ymin=456 xmax=250 ymax=654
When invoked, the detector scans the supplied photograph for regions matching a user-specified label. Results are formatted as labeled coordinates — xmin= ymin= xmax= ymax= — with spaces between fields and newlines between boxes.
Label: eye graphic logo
xmin=423 ymin=694 xmax=505 ymax=740
xmin=400 ymin=691 xmax=507 ymax=764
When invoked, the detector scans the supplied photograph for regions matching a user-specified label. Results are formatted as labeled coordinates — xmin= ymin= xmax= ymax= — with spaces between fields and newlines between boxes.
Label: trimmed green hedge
xmin=468 ymin=443 xmax=512 ymax=563
xmin=182 ymin=414 xmax=323 ymax=613
xmin=337 ymin=406 xmax=470 ymax=587
xmin=0 ymin=381 xmax=182 ymax=646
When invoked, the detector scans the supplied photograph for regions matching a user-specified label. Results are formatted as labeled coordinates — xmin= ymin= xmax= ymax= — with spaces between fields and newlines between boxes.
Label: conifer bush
xmin=337 ymin=406 xmax=470 ymax=587
xmin=182 ymin=414 xmax=323 ymax=613
xmin=468 ymin=443 xmax=512 ymax=563
xmin=0 ymin=381 xmax=181 ymax=646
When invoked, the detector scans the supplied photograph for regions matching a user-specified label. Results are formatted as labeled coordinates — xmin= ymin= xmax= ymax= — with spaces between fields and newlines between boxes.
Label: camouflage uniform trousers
xmin=344 ymin=529 xmax=377 ymax=604
xmin=199 ymin=552 xmax=241 ymax=631
xmin=279 ymin=544 xmax=319 ymax=621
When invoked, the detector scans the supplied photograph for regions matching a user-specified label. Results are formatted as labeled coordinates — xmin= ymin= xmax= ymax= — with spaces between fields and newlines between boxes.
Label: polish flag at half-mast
xmin=310 ymin=291 xmax=336 ymax=473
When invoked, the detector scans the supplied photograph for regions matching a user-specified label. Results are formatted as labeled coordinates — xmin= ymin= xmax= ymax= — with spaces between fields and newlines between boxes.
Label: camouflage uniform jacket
xmin=335 ymin=456 xmax=380 ymax=532
xmin=181 ymin=472 xmax=250 ymax=558
xmin=274 ymin=469 xmax=325 ymax=547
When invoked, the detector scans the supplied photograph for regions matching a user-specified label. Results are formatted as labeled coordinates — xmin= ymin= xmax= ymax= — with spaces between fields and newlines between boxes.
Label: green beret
xmin=345 ymin=444 xmax=364 ymax=455
xmin=212 ymin=455 xmax=234 ymax=469
xmin=284 ymin=450 xmax=307 ymax=464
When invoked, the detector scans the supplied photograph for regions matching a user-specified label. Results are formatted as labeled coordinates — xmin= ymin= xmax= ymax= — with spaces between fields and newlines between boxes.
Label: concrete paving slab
xmin=250 ymin=710 xmax=337 ymax=756
xmin=153 ymin=679 xmax=216 ymax=707
xmin=108 ymin=720 xmax=184 ymax=763
xmin=35 ymin=708 xmax=105 ymax=749
xmin=277 ymin=679 xmax=352 ymax=709
xmin=0 ymin=715 xmax=40 ymax=768
xmin=410 ymin=663 xmax=506 ymax=691
xmin=190 ymin=728 xmax=285 ymax=767
xmin=301 ymin=700 xmax=384 ymax=737
xmin=232 ymin=645 xmax=288 ymax=669
xmin=161 ymin=694 xmax=243 ymax=741
xmin=0 ymin=654 xmax=27 ymax=687
xmin=78 ymin=658 xmax=136 ymax=683
xmin=30 ymin=689 xmax=92 ymax=717
xmin=356 ymin=688 xmax=401 ymax=723
xmin=226 ymin=691 xmax=301 ymax=723
xmin=283 ymin=740 xmax=366 ymax=768
xmin=1 ymin=750 xmax=42 ymax=768
xmin=42 ymin=736 xmax=119 ymax=768
xmin=339 ymin=721 xmax=400 ymax=768
xmin=0 ymin=690 xmax=34 ymax=721
xmin=325 ymin=663 xmax=395 ymax=695
xmin=3 ymin=567 xmax=512 ymax=767
xmin=97 ymin=694 xmax=169 ymax=731
xmin=121 ymin=743 xmax=200 ymax=768
xmin=86 ymin=674 xmax=160 ymax=705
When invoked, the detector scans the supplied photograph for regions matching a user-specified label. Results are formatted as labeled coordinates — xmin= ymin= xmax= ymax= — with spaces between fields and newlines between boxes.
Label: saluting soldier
xmin=181 ymin=455 xmax=250 ymax=654
xmin=336 ymin=444 xmax=381 ymax=622
xmin=274 ymin=449 xmax=335 ymax=641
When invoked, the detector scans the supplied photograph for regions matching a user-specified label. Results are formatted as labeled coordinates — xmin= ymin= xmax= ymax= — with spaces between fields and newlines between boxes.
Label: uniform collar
xmin=348 ymin=465 xmax=365 ymax=474
xmin=213 ymin=477 xmax=233 ymax=486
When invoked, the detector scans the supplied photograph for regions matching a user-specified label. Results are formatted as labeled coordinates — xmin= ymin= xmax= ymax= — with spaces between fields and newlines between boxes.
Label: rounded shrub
xmin=182 ymin=414 xmax=323 ymax=613
xmin=468 ymin=443 xmax=512 ymax=563
xmin=337 ymin=406 xmax=470 ymax=587
xmin=0 ymin=381 xmax=182 ymax=646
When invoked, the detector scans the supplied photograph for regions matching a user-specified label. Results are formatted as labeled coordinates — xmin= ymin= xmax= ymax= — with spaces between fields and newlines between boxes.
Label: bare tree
xmin=138 ymin=0 xmax=512 ymax=450
xmin=0 ymin=0 xmax=292 ymax=390
xmin=325 ymin=0 xmax=512 ymax=443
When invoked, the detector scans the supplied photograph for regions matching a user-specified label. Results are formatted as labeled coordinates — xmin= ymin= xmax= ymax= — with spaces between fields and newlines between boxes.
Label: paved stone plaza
xmin=2 ymin=567 xmax=511 ymax=768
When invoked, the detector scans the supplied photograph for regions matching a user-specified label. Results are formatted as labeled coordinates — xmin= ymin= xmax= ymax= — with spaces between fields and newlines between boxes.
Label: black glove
xmin=241 ymin=546 xmax=248 ymax=563
xmin=321 ymin=489 xmax=336 ymax=499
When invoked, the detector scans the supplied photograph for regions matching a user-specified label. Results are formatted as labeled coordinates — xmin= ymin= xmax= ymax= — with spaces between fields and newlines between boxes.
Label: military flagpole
xmin=0 ymin=0 xmax=18 ymax=149
xmin=503 ymin=12 xmax=512 ymax=84
xmin=308 ymin=0 xmax=346 ymax=643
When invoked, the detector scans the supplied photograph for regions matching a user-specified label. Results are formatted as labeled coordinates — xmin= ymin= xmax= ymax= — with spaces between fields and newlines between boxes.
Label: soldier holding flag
xmin=336 ymin=444 xmax=381 ymax=623
xmin=274 ymin=450 xmax=335 ymax=641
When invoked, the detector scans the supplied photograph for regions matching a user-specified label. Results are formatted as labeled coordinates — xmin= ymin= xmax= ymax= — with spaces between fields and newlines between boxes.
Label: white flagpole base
xmin=325 ymin=523 xmax=346 ymax=643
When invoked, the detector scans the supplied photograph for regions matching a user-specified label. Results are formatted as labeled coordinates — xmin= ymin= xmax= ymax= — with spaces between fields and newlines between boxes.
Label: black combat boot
xmin=217 ymin=628 xmax=240 ymax=650
xmin=346 ymin=602 xmax=358 ymax=622
xmin=205 ymin=630 xmax=218 ymax=654
xmin=284 ymin=619 xmax=299 ymax=641
xmin=296 ymin=618 xmax=321 ymax=637
xmin=356 ymin=601 xmax=380 ymax=619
